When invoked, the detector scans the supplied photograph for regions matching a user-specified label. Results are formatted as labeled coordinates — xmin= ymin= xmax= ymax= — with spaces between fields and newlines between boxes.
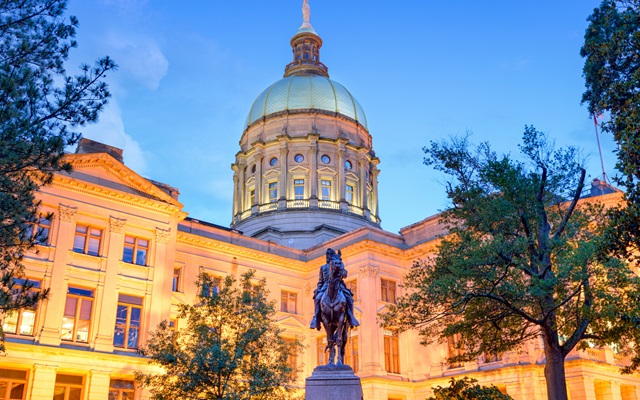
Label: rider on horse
xmin=310 ymin=248 xmax=360 ymax=330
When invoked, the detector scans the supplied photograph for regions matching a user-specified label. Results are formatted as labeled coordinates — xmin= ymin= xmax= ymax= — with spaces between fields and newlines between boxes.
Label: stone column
xmin=309 ymin=137 xmax=319 ymax=207
xmin=237 ymin=158 xmax=246 ymax=211
xmin=279 ymin=140 xmax=289 ymax=200
xmin=371 ymin=164 xmax=380 ymax=221
xmin=567 ymin=376 xmax=597 ymax=400
xmin=93 ymin=216 xmax=125 ymax=352
xmin=594 ymin=380 xmax=623 ymax=400
xmin=358 ymin=264 xmax=385 ymax=375
xmin=254 ymin=152 xmax=264 ymax=205
xmin=30 ymin=364 xmax=57 ymax=400
xmin=38 ymin=204 xmax=77 ymax=346
xmin=87 ymin=369 xmax=112 ymax=399
xmin=231 ymin=166 xmax=239 ymax=220
xmin=146 ymin=226 xmax=173 ymax=337
xmin=358 ymin=153 xmax=368 ymax=211
xmin=337 ymin=147 xmax=346 ymax=205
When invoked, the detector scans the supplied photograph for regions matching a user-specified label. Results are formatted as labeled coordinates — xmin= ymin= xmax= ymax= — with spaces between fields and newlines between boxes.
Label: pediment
xmin=263 ymin=169 xmax=280 ymax=179
xmin=59 ymin=152 xmax=182 ymax=208
xmin=345 ymin=171 xmax=359 ymax=182
xmin=317 ymin=166 xmax=337 ymax=176
xmin=289 ymin=165 xmax=310 ymax=174
xmin=276 ymin=314 xmax=307 ymax=329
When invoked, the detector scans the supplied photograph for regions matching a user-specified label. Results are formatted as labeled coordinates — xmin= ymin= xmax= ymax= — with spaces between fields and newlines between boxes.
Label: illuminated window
xmin=280 ymin=290 xmax=297 ymax=314
xmin=0 ymin=368 xmax=27 ymax=400
xmin=249 ymin=189 xmax=255 ymax=206
xmin=345 ymin=279 xmax=357 ymax=302
xmin=321 ymin=180 xmax=332 ymax=201
xmin=316 ymin=336 xmax=327 ymax=367
xmin=3 ymin=279 xmax=41 ymax=336
xmin=381 ymin=279 xmax=396 ymax=303
xmin=447 ymin=334 xmax=464 ymax=368
xmin=294 ymin=179 xmax=305 ymax=200
xmin=25 ymin=215 xmax=51 ymax=245
xmin=109 ymin=379 xmax=135 ymax=400
xmin=122 ymin=236 xmax=148 ymax=266
xmin=384 ymin=334 xmax=400 ymax=373
xmin=114 ymin=294 xmax=142 ymax=349
xmin=53 ymin=374 xmax=84 ymax=400
xmin=284 ymin=337 xmax=298 ymax=380
xmin=61 ymin=287 xmax=94 ymax=343
xmin=73 ymin=225 xmax=102 ymax=256
xmin=172 ymin=268 xmax=182 ymax=292
xmin=242 ymin=282 xmax=260 ymax=305
xmin=344 ymin=330 xmax=359 ymax=372
xmin=346 ymin=185 xmax=354 ymax=204
xmin=345 ymin=160 xmax=353 ymax=170
xmin=269 ymin=182 xmax=278 ymax=203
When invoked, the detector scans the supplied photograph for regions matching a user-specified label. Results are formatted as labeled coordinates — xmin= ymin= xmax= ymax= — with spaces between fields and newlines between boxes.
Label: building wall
xmin=1 ymin=152 xmax=638 ymax=399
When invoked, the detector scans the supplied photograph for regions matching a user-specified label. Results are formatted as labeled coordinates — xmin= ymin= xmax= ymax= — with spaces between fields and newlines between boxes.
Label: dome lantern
xmin=284 ymin=0 xmax=328 ymax=78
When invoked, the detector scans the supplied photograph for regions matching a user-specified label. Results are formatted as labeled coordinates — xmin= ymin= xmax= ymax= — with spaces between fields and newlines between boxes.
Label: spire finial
xmin=301 ymin=0 xmax=312 ymax=29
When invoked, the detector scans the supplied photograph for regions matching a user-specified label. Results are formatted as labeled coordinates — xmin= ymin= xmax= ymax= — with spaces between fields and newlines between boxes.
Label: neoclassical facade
xmin=2 ymin=4 xmax=640 ymax=400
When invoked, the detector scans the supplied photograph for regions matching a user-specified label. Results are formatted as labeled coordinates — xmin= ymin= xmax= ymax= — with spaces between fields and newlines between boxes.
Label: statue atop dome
xmin=302 ymin=0 xmax=311 ymax=27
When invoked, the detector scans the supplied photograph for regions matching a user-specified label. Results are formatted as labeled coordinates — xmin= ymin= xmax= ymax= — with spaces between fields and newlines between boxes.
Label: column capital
xmin=109 ymin=216 xmax=126 ymax=234
xmin=359 ymin=264 xmax=379 ymax=278
xmin=58 ymin=204 xmax=77 ymax=222
xmin=155 ymin=227 xmax=171 ymax=244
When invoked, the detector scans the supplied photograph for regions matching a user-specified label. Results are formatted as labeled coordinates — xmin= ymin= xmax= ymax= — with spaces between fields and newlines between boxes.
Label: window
xmin=321 ymin=155 xmax=331 ymax=164
xmin=280 ymin=290 xmax=297 ymax=314
xmin=73 ymin=225 xmax=102 ymax=256
xmin=345 ymin=330 xmax=359 ymax=373
xmin=269 ymin=157 xmax=278 ymax=166
xmin=114 ymin=294 xmax=142 ymax=349
xmin=62 ymin=287 xmax=94 ymax=343
xmin=316 ymin=336 xmax=327 ymax=367
xmin=123 ymin=236 xmax=148 ymax=266
xmin=201 ymin=276 xmax=222 ymax=297
xmin=268 ymin=181 xmax=278 ymax=202
xmin=381 ymin=279 xmax=396 ymax=303
xmin=172 ymin=268 xmax=182 ymax=292
xmin=0 ymin=368 xmax=27 ymax=400
xmin=384 ymin=334 xmax=400 ymax=373
xmin=447 ymin=334 xmax=464 ymax=368
xmin=3 ymin=279 xmax=41 ymax=336
xmin=251 ymin=164 xmax=256 ymax=174
xmin=242 ymin=282 xmax=260 ymax=305
xmin=249 ymin=189 xmax=255 ymax=206
xmin=345 ymin=160 xmax=353 ymax=170
xmin=294 ymin=154 xmax=304 ymax=163
xmin=321 ymin=180 xmax=332 ymax=201
xmin=294 ymin=179 xmax=305 ymax=200
xmin=25 ymin=215 xmax=51 ymax=245
xmin=346 ymin=185 xmax=354 ymax=204
xmin=53 ymin=374 xmax=84 ymax=400
xmin=345 ymin=279 xmax=357 ymax=302
xmin=109 ymin=379 xmax=135 ymax=400
xmin=284 ymin=338 xmax=298 ymax=380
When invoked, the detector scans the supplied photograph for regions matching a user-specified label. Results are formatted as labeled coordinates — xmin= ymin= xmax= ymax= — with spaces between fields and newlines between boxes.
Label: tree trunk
xmin=543 ymin=340 xmax=568 ymax=400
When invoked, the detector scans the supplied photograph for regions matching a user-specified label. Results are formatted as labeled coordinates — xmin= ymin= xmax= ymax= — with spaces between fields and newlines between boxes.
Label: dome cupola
xmin=230 ymin=0 xmax=381 ymax=249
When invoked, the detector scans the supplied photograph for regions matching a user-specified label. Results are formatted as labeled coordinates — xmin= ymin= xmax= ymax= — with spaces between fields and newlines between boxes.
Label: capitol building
xmin=3 ymin=3 xmax=639 ymax=400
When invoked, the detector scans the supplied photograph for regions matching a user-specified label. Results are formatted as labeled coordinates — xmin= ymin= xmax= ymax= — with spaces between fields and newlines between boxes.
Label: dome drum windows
xmin=321 ymin=155 xmax=331 ymax=164
xmin=294 ymin=154 xmax=304 ymax=163
xmin=269 ymin=157 xmax=278 ymax=167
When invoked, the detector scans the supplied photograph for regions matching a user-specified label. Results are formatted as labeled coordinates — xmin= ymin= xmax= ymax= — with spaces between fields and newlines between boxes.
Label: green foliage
xmin=381 ymin=127 xmax=640 ymax=399
xmin=136 ymin=271 xmax=302 ymax=400
xmin=428 ymin=377 xmax=513 ymax=400
xmin=581 ymin=1 xmax=640 ymax=262
xmin=0 ymin=0 xmax=115 ymax=349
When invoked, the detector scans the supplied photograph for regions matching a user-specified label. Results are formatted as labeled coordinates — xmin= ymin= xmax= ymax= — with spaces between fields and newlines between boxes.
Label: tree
xmin=381 ymin=127 xmax=640 ymax=400
xmin=136 ymin=271 xmax=301 ymax=400
xmin=428 ymin=377 xmax=513 ymax=400
xmin=0 ymin=0 xmax=115 ymax=348
xmin=581 ymin=1 xmax=640 ymax=263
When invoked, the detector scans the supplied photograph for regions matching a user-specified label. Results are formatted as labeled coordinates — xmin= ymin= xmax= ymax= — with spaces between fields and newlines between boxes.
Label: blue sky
xmin=66 ymin=0 xmax=613 ymax=234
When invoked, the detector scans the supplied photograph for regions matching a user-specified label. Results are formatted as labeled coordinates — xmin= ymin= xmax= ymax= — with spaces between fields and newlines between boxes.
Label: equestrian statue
xmin=310 ymin=248 xmax=359 ymax=366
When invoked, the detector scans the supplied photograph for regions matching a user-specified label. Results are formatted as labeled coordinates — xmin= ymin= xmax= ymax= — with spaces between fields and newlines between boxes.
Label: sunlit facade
xmin=2 ymin=4 xmax=640 ymax=400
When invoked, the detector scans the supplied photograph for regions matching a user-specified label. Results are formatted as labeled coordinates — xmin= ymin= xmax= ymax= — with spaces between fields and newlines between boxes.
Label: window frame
xmin=345 ymin=279 xmax=358 ymax=302
xmin=61 ymin=286 xmax=94 ymax=344
xmin=3 ymin=278 xmax=41 ymax=337
xmin=25 ymin=215 xmax=51 ymax=245
xmin=280 ymin=290 xmax=298 ymax=314
xmin=122 ymin=235 xmax=149 ymax=266
xmin=384 ymin=334 xmax=400 ymax=374
xmin=0 ymin=368 xmax=28 ymax=400
xmin=53 ymin=373 xmax=84 ymax=400
xmin=283 ymin=337 xmax=298 ymax=381
xmin=381 ymin=278 xmax=397 ymax=304
xmin=344 ymin=330 xmax=359 ymax=373
xmin=73 ymin=224 xmax=103 ymax=257
xmin=293 ymin=179 xmax=305 ymax=200
xmin=113 ymin=294 xmax=143 ymax=350
xmin=447 ymin=333 xmax=464 ymax=368
xmin=345 ymin=184 xmax=354 ymax=204
xmin=109 ymin=378 xmax=136 ymax=400
xmin=268 ymin=181 xmax=278 ymax=203
xmin=320 ymin=179 xmax=332 ymax=201
xmin=172 ymin=267 xmax=182 ymax=292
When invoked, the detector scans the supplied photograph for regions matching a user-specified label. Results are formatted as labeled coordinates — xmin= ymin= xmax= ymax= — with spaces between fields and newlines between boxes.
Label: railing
xmin=348 ymin=204 xmax=364 ymax=216
xmin=318 ymin=200 xmax=340 ymax=210
xmin=287 ymin=199 xmax=309 ymax=209
xmin=259 ymin=202 xmax=278 ymax=213
xmin=239 ymin=209 xmax=251 ymax=220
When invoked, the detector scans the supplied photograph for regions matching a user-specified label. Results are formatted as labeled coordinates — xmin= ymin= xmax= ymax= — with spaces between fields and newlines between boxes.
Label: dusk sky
xmin=65 ymin=0 xmax=613 ymax=234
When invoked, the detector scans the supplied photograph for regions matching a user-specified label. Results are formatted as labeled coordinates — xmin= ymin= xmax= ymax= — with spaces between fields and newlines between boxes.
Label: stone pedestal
xmin=305 ymin=365 xmax=363 ymax=400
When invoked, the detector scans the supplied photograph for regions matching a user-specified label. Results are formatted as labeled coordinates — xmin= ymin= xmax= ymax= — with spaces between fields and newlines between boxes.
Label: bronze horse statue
xmin=319 ymin=250 xmax=351 ymax=366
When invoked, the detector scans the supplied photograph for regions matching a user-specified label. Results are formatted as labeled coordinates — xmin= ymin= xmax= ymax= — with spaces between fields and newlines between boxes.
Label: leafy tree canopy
xmin=381 ymin=127 xmax=640 ymax=400
xmin=0 ymin=0 xmax=115 ymax=348
xmin=582 ymin=0 xmax=640 ymax=261
xmin=428 ymin=377 xmax=513 ymax=400
xmin=136 ymin=271 xmax=302 ymax=400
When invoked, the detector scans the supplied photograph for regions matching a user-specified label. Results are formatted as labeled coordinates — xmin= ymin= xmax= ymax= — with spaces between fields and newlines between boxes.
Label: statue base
xmin=305 ymin=364 xmax=363 ymax=400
